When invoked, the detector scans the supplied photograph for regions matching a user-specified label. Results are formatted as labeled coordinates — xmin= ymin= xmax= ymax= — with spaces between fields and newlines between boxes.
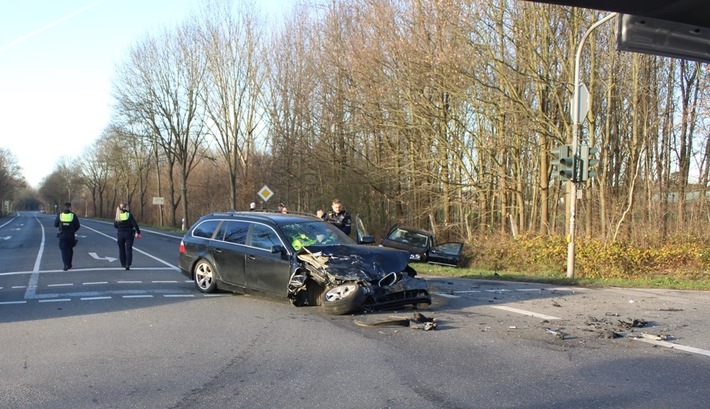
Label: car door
xmin=210 ymin=220 xmax=249 ymax=287
xmin=353 ymin=215 xmax=375 ymax=244
xmin=426 ymin=242 xmax=465 ymax=267
xmin=244 ymin=223 xmax=291 ymax=296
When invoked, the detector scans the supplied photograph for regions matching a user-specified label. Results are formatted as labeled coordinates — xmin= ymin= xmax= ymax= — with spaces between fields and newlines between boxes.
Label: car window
xmin=219 ymin=220 xmax=249 ymax=244
xmin=387 ymin=228 xmax=429 ymax=248
xmin=281 ymin=220 xmax=352 ymax=249
xmin=192 ymin=220 xmax=221 ymax=239
xmin=250 ymin=224 xmax=281 ymax=250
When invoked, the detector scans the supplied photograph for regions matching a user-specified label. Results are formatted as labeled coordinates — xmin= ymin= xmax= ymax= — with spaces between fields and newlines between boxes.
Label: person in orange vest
xmin=54 ymin=202 xmax=80 ymax=271
xmin=114 ymin=202 xmax=141 ymax=270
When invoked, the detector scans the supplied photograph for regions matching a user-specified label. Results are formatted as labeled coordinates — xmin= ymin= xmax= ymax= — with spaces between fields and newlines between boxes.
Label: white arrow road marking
xmin=89 ymin=252 xmax=118 ymax=262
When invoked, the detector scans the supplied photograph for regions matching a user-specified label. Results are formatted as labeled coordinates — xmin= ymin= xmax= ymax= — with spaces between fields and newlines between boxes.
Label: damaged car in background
xmin=178 ymin=211 xmax=431 ymax=315
xmin=355 ymin=217 xmax=464 ymax=267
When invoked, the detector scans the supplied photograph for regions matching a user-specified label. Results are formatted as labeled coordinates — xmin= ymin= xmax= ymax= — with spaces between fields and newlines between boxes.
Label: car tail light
xmin=179 ymin=240 xmax=186 ymax=254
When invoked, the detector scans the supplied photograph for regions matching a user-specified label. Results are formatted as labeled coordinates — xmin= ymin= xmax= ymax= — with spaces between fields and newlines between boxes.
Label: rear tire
xmin=321 ymin=283 xmax=366 ymax=315
xmin=193 ymin=259 xmax=217 ymax=293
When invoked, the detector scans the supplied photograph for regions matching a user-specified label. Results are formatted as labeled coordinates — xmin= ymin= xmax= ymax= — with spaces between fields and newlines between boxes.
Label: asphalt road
xmin=1 ymin=211 xmax=710 ymax=408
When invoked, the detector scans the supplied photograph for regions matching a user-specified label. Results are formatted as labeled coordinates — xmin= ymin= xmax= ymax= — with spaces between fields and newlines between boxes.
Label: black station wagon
xmin=178 ymin=211 xmax=431 ymax=315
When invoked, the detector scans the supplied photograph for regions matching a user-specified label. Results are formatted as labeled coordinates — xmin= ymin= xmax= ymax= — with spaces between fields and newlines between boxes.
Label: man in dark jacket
xmin=54 ymin=202 xmax=80 ymax=271
xmin=114 ymin=202 xmax=141 ymax=270
xmin=320 ymin=198 xmax=351 ymax=235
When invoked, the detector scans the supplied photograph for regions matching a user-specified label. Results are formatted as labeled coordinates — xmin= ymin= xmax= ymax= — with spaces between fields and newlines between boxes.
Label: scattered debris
xmin=545 ymin=328 xmax=567 ymax=339
xmin=551 ymin=300 xmax=562 ymax=307
xmin=601 ymin=330 xmax=625 ymax=339
xmin=618 ymin=318 xmax=648 ymax=328
xmin=354 ymin=312 xmax=438 ymax=331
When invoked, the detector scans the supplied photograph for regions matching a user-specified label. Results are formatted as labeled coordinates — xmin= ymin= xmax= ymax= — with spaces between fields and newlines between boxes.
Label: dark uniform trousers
xmin=117 ymin=230 xmax=135 ymax=267
xmin=58 ymin=232 xmax=75 ymax=269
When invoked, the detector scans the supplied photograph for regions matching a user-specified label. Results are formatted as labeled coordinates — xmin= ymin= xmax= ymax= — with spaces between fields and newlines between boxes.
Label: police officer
xmin=320 ymin=198 xmax=351 ymax=235
xmin=54 ymin=202 xmax=80 ymax=271
xmin=114 ymin=202 xmax=141 ymax=270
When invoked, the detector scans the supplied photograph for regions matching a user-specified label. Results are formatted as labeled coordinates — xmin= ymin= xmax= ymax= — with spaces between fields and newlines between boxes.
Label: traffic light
xmin=580 ymin=145 xmax=599 ymax=181
xmin=556 ymin=145 xmax=576 ymax=181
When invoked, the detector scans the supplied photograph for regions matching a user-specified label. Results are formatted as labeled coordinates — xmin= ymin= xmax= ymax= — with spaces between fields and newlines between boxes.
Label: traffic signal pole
xmin=567 ymin=12 xmax=617 ymax=279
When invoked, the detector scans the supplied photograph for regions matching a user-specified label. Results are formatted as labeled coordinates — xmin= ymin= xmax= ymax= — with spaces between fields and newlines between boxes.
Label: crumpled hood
xmin=298 ymin=244 xmax=410 ymax=281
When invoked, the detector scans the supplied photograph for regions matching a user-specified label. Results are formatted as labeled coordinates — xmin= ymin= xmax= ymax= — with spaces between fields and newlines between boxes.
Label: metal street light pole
xmin=567 ymin=12 xmax=617 ymax=278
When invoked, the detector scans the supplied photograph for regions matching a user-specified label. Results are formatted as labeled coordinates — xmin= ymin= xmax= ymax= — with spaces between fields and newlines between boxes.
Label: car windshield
xmin=388 ymin=228 xmax=430 ymax=249
xmin=280 ymin=220 xmax=354 ymax=249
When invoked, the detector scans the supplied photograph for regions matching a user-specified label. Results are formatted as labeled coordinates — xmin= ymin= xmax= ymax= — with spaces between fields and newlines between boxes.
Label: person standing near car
xmin=319 ymin=198 xmax=351 ymax=235
xmin=54 ymin=202 xmax=80 ymax=271
xmin=114 ymin=202 xmax=141 ymax=270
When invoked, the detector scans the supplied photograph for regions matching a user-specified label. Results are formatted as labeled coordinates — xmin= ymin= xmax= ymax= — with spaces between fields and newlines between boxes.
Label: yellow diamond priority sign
xmin=258 ymin=185 xmax=274 ymax=202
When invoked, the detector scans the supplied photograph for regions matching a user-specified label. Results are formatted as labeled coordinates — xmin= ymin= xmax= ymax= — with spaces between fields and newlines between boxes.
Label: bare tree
xmin=197 ymin=0 xmax=266 ymax=210
xmin=113 ymin=21 xmax=208 ymax=227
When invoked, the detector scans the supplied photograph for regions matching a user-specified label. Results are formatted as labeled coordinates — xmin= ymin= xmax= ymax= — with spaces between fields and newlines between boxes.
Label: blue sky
xmin=0 ymin=0 xmax=288 ymax=188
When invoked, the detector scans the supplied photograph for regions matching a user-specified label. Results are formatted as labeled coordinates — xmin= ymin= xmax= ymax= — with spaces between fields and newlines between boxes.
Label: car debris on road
xmin=354 ymin=312 xmax=438 ymax=330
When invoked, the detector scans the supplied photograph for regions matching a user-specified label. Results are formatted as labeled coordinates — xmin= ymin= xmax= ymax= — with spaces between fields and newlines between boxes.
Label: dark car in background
xmin=378 ymin=225 xmax=464 ymax=267
xmin=178 ymin=211 xmax=431 ymax=315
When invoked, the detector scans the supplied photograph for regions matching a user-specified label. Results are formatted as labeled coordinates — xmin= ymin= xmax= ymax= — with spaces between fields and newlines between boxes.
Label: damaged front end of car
xmin=287 ymin=245 xmax=431 ymax=315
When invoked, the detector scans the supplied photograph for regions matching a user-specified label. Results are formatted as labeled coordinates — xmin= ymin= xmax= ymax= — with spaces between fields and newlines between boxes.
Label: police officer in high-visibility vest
xmin=54 ymin=202 xmax=80 ymax=271
xmin=113 ymin=202 xmax=141 ymax=270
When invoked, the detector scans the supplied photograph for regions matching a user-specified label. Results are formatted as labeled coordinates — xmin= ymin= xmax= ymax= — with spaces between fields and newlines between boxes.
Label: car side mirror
xmin=358 ymin=235 xmax=375 ymax=245
xmin=271 ymin=245 xmax=287 ymax=257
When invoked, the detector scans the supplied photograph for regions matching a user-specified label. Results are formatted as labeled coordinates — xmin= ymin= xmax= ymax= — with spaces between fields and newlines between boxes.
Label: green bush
xmin=462 ymin=235 xmax=710 ymax=281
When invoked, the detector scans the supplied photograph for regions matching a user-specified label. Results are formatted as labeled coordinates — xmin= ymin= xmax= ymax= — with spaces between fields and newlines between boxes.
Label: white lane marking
xmin=81 ymin=296 xmax=111 ymax=301
xmin=117 ymin=281 xmax=142 ymax=284
xmin=89 ymin=252 xmax=117 ymax=262
xmin=123 ymin=295 xmax=154 ymax=299
xmin=25 ymin=214 xmax=47 ymax=299
xmin=491 ymin=305 xmax=561 ymax=320
xmin=164 ymin=294 xmax=195 ymax=298
xmin=39 ymin=299 xmax=71 ymax=303
xmin=48 ymin=283 xmax=74 ymax=287
xmin=634 ymin=338 xmax=710 ymax=357
xmin=434 ymin=293 xmax=460 ymax=298
xmin=453 ymin=290 xmax=481 ymax=294
xmin=12 ymin=285 xmax=26 ymax=289
xmin=152 ymin=280 xmax=178 ymax=284
xmin=0 ymin=300 xmax=27 ymax=305
xmin=80 ymin=225 xmax=180 ymax=271
xmin=83 ymin=281 xmax=109 ymax=285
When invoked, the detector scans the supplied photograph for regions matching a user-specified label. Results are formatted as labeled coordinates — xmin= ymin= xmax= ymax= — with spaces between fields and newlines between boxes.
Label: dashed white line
xmin=48 ymin=283 xmax=73 ymax=287
xmin=39 ymin=298 xmax=71 ymax=303
xmin=123 ymin=295 xmax=154 ymax=299
xmin=434 ymin=293 xmax=461 ymax=298
xmin=163 ymin=294 xmax=195 ymax=298
xmin=0 ymin=300 xmax=27 ymax=305
xmin=634 ymin=338 xmax=710 ymax=357
xmin=83 ymin=282 xmax=108 ymax=285
xmin=491 ymin=305 xmax=561 ymax=320
xmin=80 ymin=296 xmax=111 ymax=301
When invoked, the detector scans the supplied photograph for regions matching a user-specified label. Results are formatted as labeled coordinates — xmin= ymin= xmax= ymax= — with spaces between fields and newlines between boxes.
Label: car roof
xmin=199 ymin=210 xmax=321 ymax=224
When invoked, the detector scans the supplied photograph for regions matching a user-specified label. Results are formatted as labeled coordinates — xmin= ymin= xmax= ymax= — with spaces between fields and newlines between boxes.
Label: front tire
xmin=193 ymin=259 xmax=217 ymax=293
xmin=322 ymin=283 xmax=366 ymax=315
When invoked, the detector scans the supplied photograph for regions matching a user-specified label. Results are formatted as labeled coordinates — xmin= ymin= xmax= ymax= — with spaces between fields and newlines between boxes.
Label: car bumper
xmin=362 ymin=276 xmax=431 ymax=310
